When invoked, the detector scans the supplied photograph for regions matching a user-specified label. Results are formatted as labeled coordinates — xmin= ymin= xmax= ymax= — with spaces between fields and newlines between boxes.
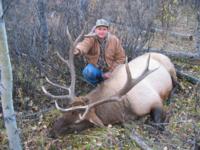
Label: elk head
xmin=42 ymin=26 xmax=158 ymax=136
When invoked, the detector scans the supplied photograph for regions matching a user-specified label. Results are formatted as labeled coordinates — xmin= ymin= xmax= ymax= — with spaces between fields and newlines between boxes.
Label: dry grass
xmin=1 ymin=72 xmax=199 ymax=149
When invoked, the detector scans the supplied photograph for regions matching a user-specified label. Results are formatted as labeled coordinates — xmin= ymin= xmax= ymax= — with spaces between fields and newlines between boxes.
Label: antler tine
xmin=42 ymin=24 xmax=86 ymax=101
xmin=118 ymin=54 xmax=158 ymax=96
xmin=61 ymin=25 xmax=85 ymax=98
xmin=66 ymin=26 xmax=74 ymax=46
xmin=55 ymin=100 xmax=87 ymax=111
xmin=66 ymin=25 xmax=86 ymax=98
xmin=56 ymin=51 xmax=69 ymax=67
xmin=45 ymin=77 xmax=69 ymax=90
xmin=41 ymin=54 xmax=74 ymax=100
xmin=117 ymin=57 xmax=132 ymax=96
xmin=66 ymin=24 xmax=86 ymax=49
xmin=42 ymin=76 xmax=74 ymax=99
xmin=74 ymin=25 xmax=86 ymax=46
xmin=42 ymin=86 xmax=72 ymax=99
xmin=131 ymin=54 xmax=158 ymax=87
xmin=75 ymin=96 xmax=123 ymax=123
xmin=54 ymin=94 xmax=123 ymax=123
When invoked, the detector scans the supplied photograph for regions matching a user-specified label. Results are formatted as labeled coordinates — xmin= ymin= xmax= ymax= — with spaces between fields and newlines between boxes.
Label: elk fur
xmin=51 ymin=52 xmax=177 ymax=136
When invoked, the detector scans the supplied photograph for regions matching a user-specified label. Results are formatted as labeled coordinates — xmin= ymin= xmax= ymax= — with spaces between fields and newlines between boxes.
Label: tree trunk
xmin=196 ymin=11 xmax=200 ymax=54
xmin=79 ymin=0 xmax=88 ymax=22
xmin=37 ymin=0 xmax=48 ymax=53
xmin=0 ymin=1 xmax=22 ymax=149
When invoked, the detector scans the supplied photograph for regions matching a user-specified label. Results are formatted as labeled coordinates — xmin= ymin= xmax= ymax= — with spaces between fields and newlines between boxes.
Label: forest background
xmin=0 ymin=0 xmax=200 ymax=149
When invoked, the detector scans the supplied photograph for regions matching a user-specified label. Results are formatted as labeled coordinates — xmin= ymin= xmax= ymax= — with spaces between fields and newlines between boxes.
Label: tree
xmin=37 ymin=0 xmax=48 ymax=53
xmin=0 ymin=0 xmax=22 ymax=149
xmin=195 ymin=7 xmax=200 ymax=54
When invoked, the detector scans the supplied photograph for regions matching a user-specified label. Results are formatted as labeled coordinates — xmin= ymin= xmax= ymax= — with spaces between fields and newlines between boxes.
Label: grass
xmin=1 ymin=65 xmax=199 ymax=149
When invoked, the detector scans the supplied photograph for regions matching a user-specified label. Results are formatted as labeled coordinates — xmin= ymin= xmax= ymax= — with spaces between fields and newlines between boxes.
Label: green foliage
xmin=51 ymin=126 xmax=140 ymax=149
xmin=43 ymin=109 xmax=62 ymax=127
xmin=19 ymin=108 xmax=141 ymax=149
xmin=158 ymin=0 xmax=179 ymax=26
xmin=0 ymin=129 xmax=9 ymax=149
xmin=173 ymin=58 xmax=200 ymax=78
xmin=36 ymin=136 xmax=45 ymax=149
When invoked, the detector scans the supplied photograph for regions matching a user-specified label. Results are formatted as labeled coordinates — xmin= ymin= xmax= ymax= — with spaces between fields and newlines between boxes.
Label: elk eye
xmin=71 ymin=111 xmax=78 ymax=115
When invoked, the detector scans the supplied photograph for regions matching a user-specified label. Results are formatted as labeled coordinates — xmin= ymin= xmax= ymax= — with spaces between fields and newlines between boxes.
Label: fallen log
xmin=153 ymin=28 xmax=193 ymax=41
xmin=176 ymin=70 xmax=200 ymax=84
xmin=110 ymin=21 xmax=193 ymax=41
xmin=133 ymin=48 xmax=200 ymax=65
xmin=129 ymin=128 xmax=153 ymax=150
xmin=123 ymin=123 xmax=153 ymax=150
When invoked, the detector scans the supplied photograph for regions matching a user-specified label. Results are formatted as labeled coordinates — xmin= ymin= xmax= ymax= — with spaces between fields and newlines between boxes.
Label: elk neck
xmin=82 ymin=84 xmax=137 ymax=125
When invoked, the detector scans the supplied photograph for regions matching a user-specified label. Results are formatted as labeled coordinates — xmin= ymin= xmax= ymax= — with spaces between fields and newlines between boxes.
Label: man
xmin=74 ymin=19 xmax=125 ymax=85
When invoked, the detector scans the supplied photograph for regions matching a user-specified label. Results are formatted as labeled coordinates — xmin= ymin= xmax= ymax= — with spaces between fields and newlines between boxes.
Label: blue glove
xmin=82 ymin=64 xmax=103 ymax=85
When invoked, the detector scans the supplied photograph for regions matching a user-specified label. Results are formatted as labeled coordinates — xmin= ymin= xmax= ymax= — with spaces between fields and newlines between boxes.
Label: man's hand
xmin=102 ymin=72 xmax=112 ymax=79
xmin=74 ymin=48 xmax=80 ymax=56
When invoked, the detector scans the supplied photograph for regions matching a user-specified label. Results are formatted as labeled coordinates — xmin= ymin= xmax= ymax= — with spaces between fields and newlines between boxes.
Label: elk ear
xmin=86 ymin=109 xmax=104 ymax=127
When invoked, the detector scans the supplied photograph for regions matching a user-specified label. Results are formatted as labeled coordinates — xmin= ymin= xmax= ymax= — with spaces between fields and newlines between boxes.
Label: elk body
xmin=42 ymin=28 xmax=177 ymax=136
xmin=43 ymin=52 xmax=177 ymax=137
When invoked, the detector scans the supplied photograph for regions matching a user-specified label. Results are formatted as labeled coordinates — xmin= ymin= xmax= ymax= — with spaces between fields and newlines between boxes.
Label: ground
xmin=0 ymin=60 xmax=200 ymax=150
xmin=0 ymin=6 xmax=200 ymax=150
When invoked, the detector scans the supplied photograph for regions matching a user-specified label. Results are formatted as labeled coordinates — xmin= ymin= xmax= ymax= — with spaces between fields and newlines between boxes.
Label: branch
xmin=133 ymin=48 xmax=200 ymax=65
xmin=176 ymin=70 xmax=200 ymax=84
xmin=130 ymin=128 xmax=153 ymax=150
xmin=152 ymin=27 xmax=193 ymax=40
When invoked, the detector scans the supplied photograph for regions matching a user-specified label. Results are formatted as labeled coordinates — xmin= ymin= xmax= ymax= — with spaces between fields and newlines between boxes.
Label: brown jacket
xmin=75 ymin=33 xmax=126 ymax=71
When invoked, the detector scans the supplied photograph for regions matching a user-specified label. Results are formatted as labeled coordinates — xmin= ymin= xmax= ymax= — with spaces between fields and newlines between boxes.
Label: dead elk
xmin=42 ymin=29 xmax=177 ymax=137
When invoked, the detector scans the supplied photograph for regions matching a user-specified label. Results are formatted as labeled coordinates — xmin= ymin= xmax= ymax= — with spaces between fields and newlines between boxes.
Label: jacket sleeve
xmin=74 ymin=38 xmax=94 ymax=55
xmin=110 ymin=38 xmax=126 ymax=71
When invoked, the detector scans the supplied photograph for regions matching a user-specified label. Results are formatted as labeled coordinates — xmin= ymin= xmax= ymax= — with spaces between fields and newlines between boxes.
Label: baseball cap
xmin=95 ymin=19 xmax=109 ymax=28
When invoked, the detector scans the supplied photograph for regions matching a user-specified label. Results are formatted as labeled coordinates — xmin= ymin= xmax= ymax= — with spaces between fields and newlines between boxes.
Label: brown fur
xmin=50 ymin=52 xmax=176 ymax=136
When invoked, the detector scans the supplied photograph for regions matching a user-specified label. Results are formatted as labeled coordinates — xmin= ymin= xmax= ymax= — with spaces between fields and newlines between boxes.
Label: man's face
xmin=95 ymin=26 xmax=108 ymax=39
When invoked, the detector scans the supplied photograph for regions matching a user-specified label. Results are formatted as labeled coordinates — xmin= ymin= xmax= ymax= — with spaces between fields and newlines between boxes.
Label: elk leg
xmin=87 ymin=109 xmax=104 ymax=127
xmin=167 ymin=77 xmax=180 ymax=104
xmin=150 ymin=107 xmax=165 ymax=131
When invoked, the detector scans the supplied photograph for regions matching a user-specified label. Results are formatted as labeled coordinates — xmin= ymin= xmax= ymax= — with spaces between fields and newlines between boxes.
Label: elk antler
xmin=42 ymin=25 xmax=86 ymax=101
xmin=55 ymin=54 xmax=159 ymax=123
xmin=117 ymin=54 xmax=157 ymax=97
